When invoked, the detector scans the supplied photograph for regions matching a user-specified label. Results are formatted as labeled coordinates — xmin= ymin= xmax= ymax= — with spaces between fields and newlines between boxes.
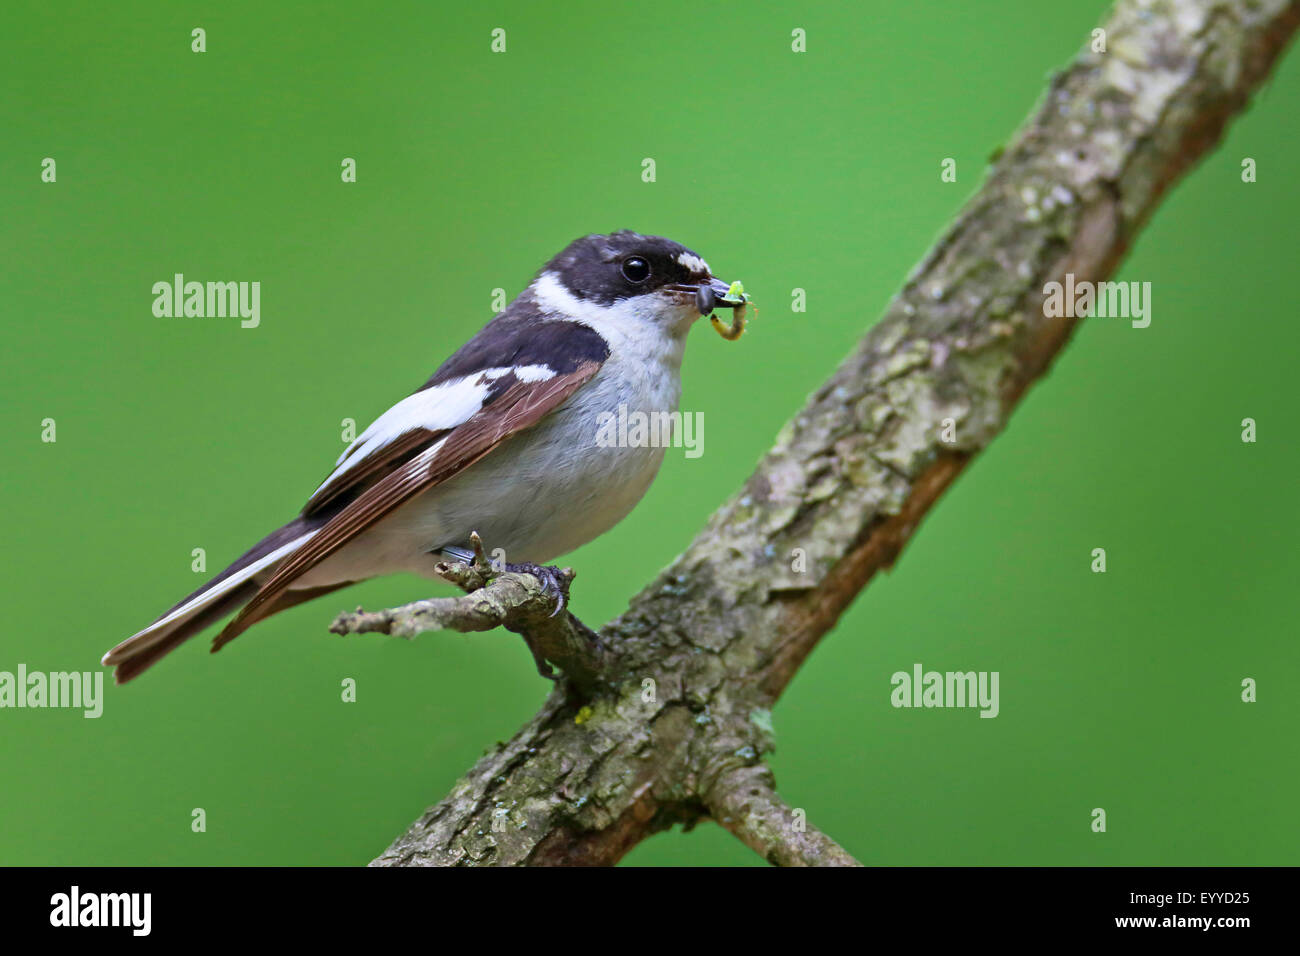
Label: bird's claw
xmin=503 ymin=562 xmax=571 ymax=617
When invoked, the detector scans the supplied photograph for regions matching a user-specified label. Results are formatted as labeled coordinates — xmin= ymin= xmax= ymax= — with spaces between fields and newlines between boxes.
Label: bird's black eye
xmin=621 ymin=256 xmax=651 ymax=283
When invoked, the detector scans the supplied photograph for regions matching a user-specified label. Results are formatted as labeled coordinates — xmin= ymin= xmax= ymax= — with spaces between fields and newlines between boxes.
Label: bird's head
xmin=528 ymin=230 xmax=742 ymax=340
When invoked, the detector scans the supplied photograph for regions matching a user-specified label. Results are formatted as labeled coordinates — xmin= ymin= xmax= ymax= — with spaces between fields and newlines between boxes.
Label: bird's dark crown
xmin=542 ymin=231 xmax=711 ymax=305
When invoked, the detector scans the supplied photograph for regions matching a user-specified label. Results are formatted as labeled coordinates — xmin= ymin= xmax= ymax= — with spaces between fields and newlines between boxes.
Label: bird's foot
xmin=500 ymin=562 xmax=572 ymax=618
xmin=436 ymin=536 xmax=572 ymax=617
xmin=437 ymin=534 xmax=591 ymax=678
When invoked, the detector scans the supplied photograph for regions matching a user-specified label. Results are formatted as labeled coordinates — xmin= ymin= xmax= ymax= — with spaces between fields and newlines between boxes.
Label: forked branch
xmin=332 ymin=0 xmax=1299 ymax=866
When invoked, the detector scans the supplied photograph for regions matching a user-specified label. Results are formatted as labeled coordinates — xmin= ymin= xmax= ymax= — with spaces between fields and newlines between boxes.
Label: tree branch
xmin=705 ymin=764 xmax=862 ymax=867
xmin=352 ymin=0 xmax=1299 ymax=866
xmin=330 ymin=556 xmax=611 ymax=692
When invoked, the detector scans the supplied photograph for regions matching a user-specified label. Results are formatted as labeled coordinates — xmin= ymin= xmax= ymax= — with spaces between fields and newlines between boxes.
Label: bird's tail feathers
xmin=102 ymin=519 xmax=319 ymax=684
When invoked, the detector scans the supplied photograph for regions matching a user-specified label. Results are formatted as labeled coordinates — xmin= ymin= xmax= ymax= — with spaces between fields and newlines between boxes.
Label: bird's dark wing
xmin=303 ymin=315 xmax=611 ymax=516
xmin=212 ymin=354 xmax=605 ymax=650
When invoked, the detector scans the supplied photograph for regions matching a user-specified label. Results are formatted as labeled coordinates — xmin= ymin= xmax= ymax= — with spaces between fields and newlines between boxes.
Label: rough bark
xmin=330 ymin=0 xmax=1300 ymax=866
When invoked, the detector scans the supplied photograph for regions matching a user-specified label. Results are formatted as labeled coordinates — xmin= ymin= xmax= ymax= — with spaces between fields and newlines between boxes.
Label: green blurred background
xmin=2 ymin=0 xmax=1296 ymax=866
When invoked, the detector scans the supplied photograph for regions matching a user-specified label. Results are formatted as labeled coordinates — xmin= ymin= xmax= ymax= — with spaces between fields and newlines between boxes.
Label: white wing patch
xmin=319 ymin=366 xmax=557 ymax=496
xmin=511 ymin=364 xmax=557 ymax=383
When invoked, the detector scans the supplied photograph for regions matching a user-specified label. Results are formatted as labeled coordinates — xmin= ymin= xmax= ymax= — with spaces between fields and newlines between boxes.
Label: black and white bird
xmin=102 ymin=231 xmax=744 ymax=683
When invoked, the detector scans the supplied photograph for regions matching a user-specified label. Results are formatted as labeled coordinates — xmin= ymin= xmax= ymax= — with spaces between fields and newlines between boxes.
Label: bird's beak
xmin=668 ymin=277 xmax=743 ymax=316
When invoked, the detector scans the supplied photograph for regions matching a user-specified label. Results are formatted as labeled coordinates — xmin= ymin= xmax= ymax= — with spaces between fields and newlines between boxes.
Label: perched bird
xmin=102 ymin=231 xmax=745 ymax=683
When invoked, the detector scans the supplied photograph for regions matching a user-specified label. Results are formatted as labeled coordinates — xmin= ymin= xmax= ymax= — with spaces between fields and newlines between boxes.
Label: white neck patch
xmin=530 ymin=271 xmax=698 ymax=346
